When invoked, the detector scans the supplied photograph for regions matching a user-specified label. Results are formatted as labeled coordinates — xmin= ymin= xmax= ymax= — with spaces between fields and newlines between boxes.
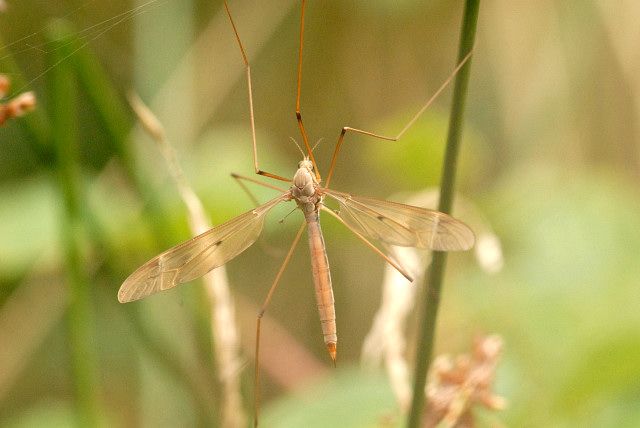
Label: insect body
xmin=119 ymin=1 xmax=476 ymax=425
xmin=118 ymin=155 xmax=475 ymax=364
xmin=291 ymin=158 xmax=336 ymax=361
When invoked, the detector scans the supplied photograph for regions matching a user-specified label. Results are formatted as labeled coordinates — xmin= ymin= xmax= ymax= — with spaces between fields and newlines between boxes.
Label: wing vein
xmin=118 ymin=192 xmax=290 ymax=302
xmin=322 ymin=188 xmax=474 ymax=251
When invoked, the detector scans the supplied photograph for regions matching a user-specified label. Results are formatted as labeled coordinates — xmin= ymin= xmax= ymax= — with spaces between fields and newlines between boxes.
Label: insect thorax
xmin=291 ymin=165 xmax=321 ymax=214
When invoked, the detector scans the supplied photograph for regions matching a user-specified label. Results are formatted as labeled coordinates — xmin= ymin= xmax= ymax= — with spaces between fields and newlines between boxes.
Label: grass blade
xmin=406 ymin=1 xmax=481 ymax=426
xmin=48 ymin=19 xmax=101 ymax=427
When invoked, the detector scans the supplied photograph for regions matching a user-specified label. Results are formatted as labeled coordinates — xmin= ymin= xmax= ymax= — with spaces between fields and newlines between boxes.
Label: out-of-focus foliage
xmin=262 ymin=368 xmax=397 ymax=428
xmin=1 ymin=0 xmax=639 ymax=427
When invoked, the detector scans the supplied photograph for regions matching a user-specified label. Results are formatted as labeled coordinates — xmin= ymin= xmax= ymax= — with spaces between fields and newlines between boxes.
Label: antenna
xmin=311 ymin=138 xmax=324 ymax=153
xmin=289 ymin=137 xmax=306 ymax=157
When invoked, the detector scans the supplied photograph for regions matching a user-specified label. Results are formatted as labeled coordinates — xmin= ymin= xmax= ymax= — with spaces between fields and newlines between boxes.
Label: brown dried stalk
xmin=129 ymin=93 xmax=246 ymax=428
xmin=361 ymin=189 xmax=505 ymax=424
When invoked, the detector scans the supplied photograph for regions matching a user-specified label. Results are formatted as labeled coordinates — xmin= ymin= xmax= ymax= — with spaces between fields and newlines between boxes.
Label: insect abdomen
xmin=305 ymin=213 xmax=337 ymax=363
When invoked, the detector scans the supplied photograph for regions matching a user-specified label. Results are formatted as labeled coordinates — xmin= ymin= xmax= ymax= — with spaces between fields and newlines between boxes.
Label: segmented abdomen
xmin=305 ymin=212 xmax=337 ymax=357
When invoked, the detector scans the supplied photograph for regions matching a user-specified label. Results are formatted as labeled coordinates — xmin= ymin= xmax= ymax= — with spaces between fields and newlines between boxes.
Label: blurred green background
xmin=1 ymin=0 xmax=640 ymax=427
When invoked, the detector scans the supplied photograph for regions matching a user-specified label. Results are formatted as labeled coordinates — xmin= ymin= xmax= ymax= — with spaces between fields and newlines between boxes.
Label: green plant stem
xmin=48 ymin=20 xmax=214 ymax=424
xmin=52 ymin=22 xmax=175 ymax=248
xmin=48 ymin=21 xmax=101 ymax=427
xmin=124 ymin=306 xmax=217 ymax=426
xmin=406 ymin=1 xmax=480 ymax=427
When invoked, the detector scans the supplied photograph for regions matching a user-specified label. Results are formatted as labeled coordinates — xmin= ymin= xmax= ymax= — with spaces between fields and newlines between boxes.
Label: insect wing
xmin=118 ymin=193 xmax=290 ymax=303
xmin=323 ymin=189 xmax=474 ymax=251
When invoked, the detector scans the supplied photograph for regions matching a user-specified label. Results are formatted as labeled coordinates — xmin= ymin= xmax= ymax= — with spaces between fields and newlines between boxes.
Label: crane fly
xmin=118 ymin=0 xmax=475 ymax=425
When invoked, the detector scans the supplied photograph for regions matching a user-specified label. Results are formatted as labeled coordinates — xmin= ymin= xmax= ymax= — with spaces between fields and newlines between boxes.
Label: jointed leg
xmin=254 ymin=221 xmax=306 ymax=427
xmin=294 ymin=0 xmax=321 ymax=181
xmin=231 ymin=173 xmax=290 ymax=258
xmin=324 ymin=50 xmax=474 ymax=188
xmin=321 ymin=206 xmax=413 ymax=282
xmin=223 ymin=1 xmax=290 ymax=183
xmin=232 ymin=173 xmax=263 ymax=208
xmin=231 ymin=172 xmax=289 ymax=197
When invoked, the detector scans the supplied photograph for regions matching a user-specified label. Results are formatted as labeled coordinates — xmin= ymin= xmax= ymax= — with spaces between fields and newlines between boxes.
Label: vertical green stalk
xmin=55 ymin=22 xmax=175 ymax=248
xmin=48 ymin=21 xmax=101 ymax=427
xmin=124 ymin=306 xmax=217 ymax=427
xmin=406 ymin=1 xmax=480 ymax=427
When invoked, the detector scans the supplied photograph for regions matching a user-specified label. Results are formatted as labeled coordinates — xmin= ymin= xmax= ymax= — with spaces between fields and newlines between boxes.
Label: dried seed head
xmin=424 ymin=335 xmax=506 ymax=427
xmin=0 ymin=91 xmax=37 ymax=125
xmin=10 ymin=91 xmax=36 ymax=114
xmin=0 ymin=74 xmax=10 ymax=98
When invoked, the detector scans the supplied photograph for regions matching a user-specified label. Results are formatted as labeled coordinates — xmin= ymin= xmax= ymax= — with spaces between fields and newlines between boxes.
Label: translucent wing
xmin=118 ymin=193 xmax=290 ymax=303
xmin=323 ymin=189 xmax=474 ymax=251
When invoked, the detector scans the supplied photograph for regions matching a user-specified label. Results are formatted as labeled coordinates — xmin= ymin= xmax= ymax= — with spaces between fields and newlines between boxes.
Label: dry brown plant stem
xmin=129 ymin=93 xmax=246 ymax=428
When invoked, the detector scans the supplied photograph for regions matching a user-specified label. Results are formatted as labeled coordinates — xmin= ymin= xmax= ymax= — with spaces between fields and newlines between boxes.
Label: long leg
xmin=321 ymin=206 xmax=413 ymax=282
xmin=232 ymin=173 xmax=290 ymax=258
xmin=254 ymin=222 xmax=306 ymax=427
xmin=294 ymin=0 xmax=321 ymax=181
xmin=232 ymin=173 xmax=264 ymax=208
xmin=231 ymin=172 xmax=289 ymax=195
xmin=223 ymin=1 xmax=290 ymax=183
xmin=324 ymin=50 xmax=474 ymax=188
